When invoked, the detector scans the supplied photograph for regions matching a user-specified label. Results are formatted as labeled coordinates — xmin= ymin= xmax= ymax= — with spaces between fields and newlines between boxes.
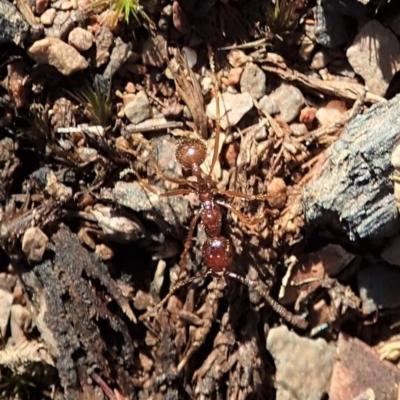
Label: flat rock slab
xmin=267 ymin=325 xmax=336 ymax=400
xmin=302 ymin=95 xmax=400 ymax=240
xmin=329 ymin=333 xmax=400 ymax=400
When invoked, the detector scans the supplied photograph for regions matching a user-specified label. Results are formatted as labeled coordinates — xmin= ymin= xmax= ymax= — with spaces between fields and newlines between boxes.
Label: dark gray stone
xmin=302 ymin=94 xmax=400 ymax=240
xmin=0 ymin=0 xmax=29 ymax=45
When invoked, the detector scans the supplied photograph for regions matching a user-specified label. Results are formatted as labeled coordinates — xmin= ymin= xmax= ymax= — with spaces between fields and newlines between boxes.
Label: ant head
xmin=202 ymin=236 xmax=233 ymax=273
xmin=176 ymin=137 xmax=207 ymax=169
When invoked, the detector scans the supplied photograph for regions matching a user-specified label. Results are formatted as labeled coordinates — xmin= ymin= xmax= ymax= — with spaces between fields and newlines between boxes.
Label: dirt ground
xmin=2 ymin=0 xmax=400 ymax=399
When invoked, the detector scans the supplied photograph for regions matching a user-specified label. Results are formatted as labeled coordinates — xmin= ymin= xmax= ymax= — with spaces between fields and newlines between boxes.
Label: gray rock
xmin=314 ymin=0 xmax=366 ymax=48
xmin=103 ymin=37 xmax=131 ymax=79
xmin=124 ymin=91 xmax=151 ymax=124
xmin=0 ymin=0 xmax=29 ymax=45
xmin=206 ymin=92 xmax=253 ymax=129
xmin=68 ymin=27 xmax=93 ymax=52
xmin=381 ymin=235 xmax=400 ymax=267
xmin=258 ymin=94 xmax=279 ymax=115
xmin=44 ymin=10 xmax=74 ymax=40
xmin=267 ymin=326 xmax=336 ymax=400
xmin=240 ymin=63 xmax=266 ymax=100
xmin=28 ymin=37 xmax=88 ymax=75
xmin=94 ymin=26 xmax=113 ymax=68
xmin=269 ymin=84 xmax=305 ymax=123
xmin=141 ymin=34 xmax=166 ymax=67
xmin=357 ymin=264 xmax=400 ymax=314
xmin=347 ymin=20 xmax=400 ymax=96
xmin=302 ymin=94 xmax=400 ymax=240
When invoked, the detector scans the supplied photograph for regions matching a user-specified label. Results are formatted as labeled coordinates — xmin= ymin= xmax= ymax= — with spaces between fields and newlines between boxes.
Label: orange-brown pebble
xmin=80 ymin=193 xmax=95 ymax=208
xmin=228 ymin=67 xmax=243 ymax=86
xmin=71 ymin=131 xmax=85 ymax=146
xmin=36 ymin=0 xmax=49 ymax=15
xmin=40 ymin=8 xmax=56 ymax=25
xmin=316 ymin=99 xmax=347 ymax=127
xmin=223 ymin=141 xmax=240 ymax=168
xmin=299 ymin=106 xmax=317 ymax=125
xmin=267 ymin=178 xmax=287 ymax=209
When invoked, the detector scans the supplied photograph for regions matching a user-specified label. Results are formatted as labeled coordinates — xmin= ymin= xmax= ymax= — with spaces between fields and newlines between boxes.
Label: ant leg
xmin=216 ymin=200 xmax=278 ymax=226
xmin=225 ymin=271 xmax=308 ymax=329
xmin=160 ymin=188 xmax=193 ymax=198
xmin=215 ymin=189 xmax=281 ymax=202
xmin=120 ymin=170 xmax=195 ymax=197
xmin=179 ymin=212 xmax=202 ymax=275
xmin=139 ymin=270 xmax=212 ymax=321
xmin=208 ymin=45 xmax=222 ymax=177
xmin=120 ymin=168 xmax=160 ymax=195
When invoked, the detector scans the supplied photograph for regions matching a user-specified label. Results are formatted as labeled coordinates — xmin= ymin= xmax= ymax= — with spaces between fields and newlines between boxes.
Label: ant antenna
xmin=208 ymin=45 xmax=222 ymax=177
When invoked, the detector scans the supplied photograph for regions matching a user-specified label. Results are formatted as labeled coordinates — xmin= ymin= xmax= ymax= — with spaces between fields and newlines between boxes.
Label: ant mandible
xmin=133 ymin=50 xmax=308 ymax=330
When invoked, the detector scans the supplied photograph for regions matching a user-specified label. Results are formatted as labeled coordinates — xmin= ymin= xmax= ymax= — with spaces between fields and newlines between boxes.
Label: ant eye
xmin=176 ymin=138 xmax=207 ymax=169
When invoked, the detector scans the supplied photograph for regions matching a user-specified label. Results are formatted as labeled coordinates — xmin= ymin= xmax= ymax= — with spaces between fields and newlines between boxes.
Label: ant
xmin=126 ymin=50 xmax=308 ymax=330
xmin=137 ymin=135 xmax=307 ymax=329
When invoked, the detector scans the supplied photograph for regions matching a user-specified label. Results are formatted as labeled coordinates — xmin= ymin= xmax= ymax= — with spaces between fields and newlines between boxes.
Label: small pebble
xmin=206 ymin=92 xmax=253 ymax=129
xmin=223 ymin=142 xmax=240 ymax=168
xmin=240 ymin=63 xmax=266 ymax=100
xmin=227 ymin=49 xmax=250 ymax=68
xmin=124 ymin=91 xmax=151 ymax=124
xmin=315 ymin=100 xmax=347 ymax=127
xmin=40 ymin=8 xmax=56 ymax=25
xmin=228 ymin=67 xmax=242 ymax=86
xmin=36 ymin=0 xmax=49 ymax=15
xmin=269 ymin=84 xmax=305 ymax=123
xmin=258 ymin=95 xmax=279 ymax=115
xmin=61 ymin=0 xmax=73 ymax=10
xmin=267 ymin=178 xmax=287 ymax=209
xmin=28 ymin=37 xmax=88 ymax=75
xmin=299 ymin=106 xmax=317 ymax=125
xmin=68 ymin=27 xmax=93 ymax=52
xmin=311 ymin=50 xmax=330 ymax=70
xmin=290 ymin=123 xmax=308 ymax=137
xmin=182 ymin=46 xmax=197 ymax=68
